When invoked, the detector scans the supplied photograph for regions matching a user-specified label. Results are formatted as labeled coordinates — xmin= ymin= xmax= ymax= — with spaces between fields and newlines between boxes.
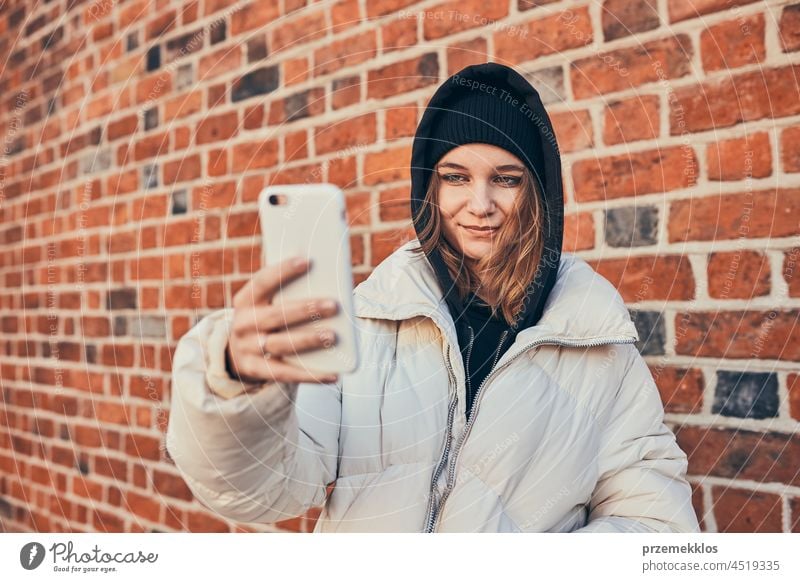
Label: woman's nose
xmin=466 ymin=183 xmax=496 ymax=214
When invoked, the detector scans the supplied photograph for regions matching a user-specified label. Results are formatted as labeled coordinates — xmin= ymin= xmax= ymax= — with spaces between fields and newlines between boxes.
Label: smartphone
xmin=258 ymin=183 xmax=360 ymax=375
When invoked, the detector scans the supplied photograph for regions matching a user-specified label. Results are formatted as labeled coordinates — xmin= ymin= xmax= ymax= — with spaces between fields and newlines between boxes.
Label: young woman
xmin=166 ymin=62 xmax=700 ymax=533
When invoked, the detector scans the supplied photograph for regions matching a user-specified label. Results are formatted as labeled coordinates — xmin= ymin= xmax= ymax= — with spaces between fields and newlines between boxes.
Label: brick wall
xmin=0 ymin=0 xmax=798 ymax=533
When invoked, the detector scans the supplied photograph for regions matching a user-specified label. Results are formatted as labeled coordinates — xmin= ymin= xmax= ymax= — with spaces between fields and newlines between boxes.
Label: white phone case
xmin=258 ymin=183 xmax=360 ymax=374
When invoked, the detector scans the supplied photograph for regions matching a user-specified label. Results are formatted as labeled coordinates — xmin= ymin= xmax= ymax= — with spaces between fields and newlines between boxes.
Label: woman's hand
xmin=225 ymin=256 xmax=341 ymax=385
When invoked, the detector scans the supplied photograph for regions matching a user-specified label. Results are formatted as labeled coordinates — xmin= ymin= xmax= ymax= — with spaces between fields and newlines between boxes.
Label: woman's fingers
xmin=234 ymin=256 xmax=310 ymax=308
xmin=230 ymin=332 xmax=339 ymax=385
xmin=257 ymin=325 xmax=337 ymax=358
xmin=240 ymin=297 xmax=339 ymax=334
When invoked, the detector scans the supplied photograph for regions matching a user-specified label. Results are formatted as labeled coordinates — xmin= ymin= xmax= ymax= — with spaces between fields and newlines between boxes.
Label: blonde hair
xmin=410 ymin=165 xmax=545 ymax=325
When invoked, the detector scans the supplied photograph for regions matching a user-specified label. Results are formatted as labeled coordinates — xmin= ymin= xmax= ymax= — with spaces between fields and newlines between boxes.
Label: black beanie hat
xmin=424 ymin=78 xmax=546 ymax=197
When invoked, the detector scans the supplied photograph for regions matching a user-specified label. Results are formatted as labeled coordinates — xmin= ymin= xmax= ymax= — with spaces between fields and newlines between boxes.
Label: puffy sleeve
xmin=573 ymin=343 xmax=700 ymax=533
xmin=165 ymin=308 xmax=342 ymax=525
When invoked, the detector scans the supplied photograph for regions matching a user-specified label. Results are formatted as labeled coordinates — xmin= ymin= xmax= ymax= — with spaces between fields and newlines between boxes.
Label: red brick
xmin=706 ymin=132 xmax=772 ymax=181
xmin=315 ymin=113 xmax=377 ymax=156
xmin=283 ymin=57 xmax=309 ymax=85
xmin=199 ymin=47 xmax=242 ymax=80
xmin=572 ymin=146 xmax=697 ymax=202
xmin=675 ymin=309 xmax=800 ymax=361
xmin=676 ymin=426 xmax=800 ymax=486
xmin=329 ymin=155 xmax=357 ymax=187
xmin=587 ymin=255 xmax=696 ymax=302
xmin=446 ymin=40 xmax=490 ymax=75
xmin=125 ymin=490 xmax=161 ymax=522
xmin=270 ymin=9 xmax=327 ymax=54
xmin=186 ymin=509 xmax=230 ymax=532
xmin=563 ymin=212 xmax=594 ymax=251
xmin=495 ymin=7 xmax=592 ymax=66
xmin=313 ymin=30 xmax=377 ymax=76
xmin=125 ymin=433 xmax=162 ymax=461
xmin=712 ymin=487 xmax=782 ymax=532
xmin=153 ymin=469 xmax=194 ymax=501
xmin=364 ymin=146 xmax=411 ymax=186
xmin=780 ymin=126 xmax=800 ymax=172
xmin=707 ymin=250 xmax=770 ymax=299
xmin=670 ymin=65 xmax=800 ymax=134
xmin=668 ymin=0 xmax=760 ymax=23
xmin=381 ymin=16 xmax=417 ymax=54
xmin=226 ymin=210 xmax=259 ymax=238
xmin=651 ymin=366 xmax=704 ymax=414
xmin=370 ymin=226 xmax=416 ymax=266
xmin=107 ymin=115 xmax=138 ymax=140
xmin=422 ymin=0 xmax=508 ymax=40
xmin=164 ymin=90 xmax=203 ymax=121
xmin=788 ymin=373 xmax=800 ymax=421
xmin=134 ymin=132 xmax=169 ymax=161
xmin=163 ymin=154 xmax=201 ymax=184
xmin=231 ymin=140 xmax=279 ymax=172
xmin=603 ymin=95 xmax=660 ymax=145
xmin=342 ymin=190 xmax=371 ymax=226
xmin=571 ymin=35 xmax=692 ymax=99
xmin=550 ymin=109 xmax=593 ymax=153
xmin=367 ymin=54 xmax=439 ymax=100
xmin=783 ymin=247 xmax=800 ymax=297
xmin=196 ymin=112 xmax=239 ymax=145
xmin=700 ymin=13 xmax=765 ymax=72
xmin=791 ymin=497 xmax=800 ymax=533
xmin=192 ymin=180 xmax=236 ymax=209
xmin=230 ymin=1 xmax=279 ymax=35
xmin=669 ymin=188 xmax=800 ymax=242
xmin=602 ymin=0 xmax=659 ymax=41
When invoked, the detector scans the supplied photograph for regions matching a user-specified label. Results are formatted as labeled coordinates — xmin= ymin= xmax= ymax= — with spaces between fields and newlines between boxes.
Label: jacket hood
xmin=409 ymin=62 xmax=564 ymax=349
xmin=353 ymin=239 xmax=639 ymax=367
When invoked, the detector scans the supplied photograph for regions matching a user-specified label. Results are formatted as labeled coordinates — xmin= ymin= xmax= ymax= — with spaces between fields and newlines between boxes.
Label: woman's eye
xmin=496 ymin=176 xmax=521 ymax=186
xmin=441 ymin=174 xmax=467 ymax=184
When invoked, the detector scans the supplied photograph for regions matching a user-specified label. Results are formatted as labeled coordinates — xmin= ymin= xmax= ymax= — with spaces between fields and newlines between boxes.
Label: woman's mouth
xmin=461 ymin=224 xmax=500 ymax=237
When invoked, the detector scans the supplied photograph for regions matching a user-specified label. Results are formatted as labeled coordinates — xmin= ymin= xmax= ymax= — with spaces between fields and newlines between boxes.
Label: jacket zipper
xmin=422 ymin=340 xmax=458 ymax=532
xmin=424 ymin=333 xmax=637 ymax=533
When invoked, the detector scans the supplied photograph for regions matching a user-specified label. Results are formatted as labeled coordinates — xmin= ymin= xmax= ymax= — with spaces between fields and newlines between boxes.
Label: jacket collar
xmin=353 ymin=239 xmax=639 ymax=356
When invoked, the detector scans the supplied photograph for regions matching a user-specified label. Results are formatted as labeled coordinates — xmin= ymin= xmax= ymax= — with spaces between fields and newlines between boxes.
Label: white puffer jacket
xmin=166 ymin=239 xmax=700 ymax=533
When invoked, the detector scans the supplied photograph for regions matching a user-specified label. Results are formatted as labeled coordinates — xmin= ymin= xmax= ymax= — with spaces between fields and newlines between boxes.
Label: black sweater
xmin=459 ymin=292 xmax=514 ymax=421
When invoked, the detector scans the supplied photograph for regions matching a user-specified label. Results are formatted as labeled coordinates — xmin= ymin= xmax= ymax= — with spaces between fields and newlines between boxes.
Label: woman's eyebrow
xmin=436 ymin=162 xmax=524 ymax=172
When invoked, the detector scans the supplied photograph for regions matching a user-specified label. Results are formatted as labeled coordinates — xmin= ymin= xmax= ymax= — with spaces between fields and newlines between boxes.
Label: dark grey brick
xmin=176 ymin=63 xmax=193 ymax=91
xmin=113 ymin=315 xmax=127 ymax=336
xmin=247 ymin=37 xmax=268 ymax=62
xmin=210 ymin=20 xmax=226 ymax=45
xmin=713 ymin=370 xmax=779 ymax=419
xmin=126 ymin=31 xmax=139 ymax=52
xmin=629 ymin=310 xmax=665 ymax=356
xmin=107 ymin=289 xmax=137 ymax=310
xmin=144 ymin=107 xmax=158 ymax=130
xmin=232 ymin=65 xmax=279 ymax=102
xmin=285 ymin=89 xmax=314 ymax=121
xmin=146 ymin=45 xmax=161 ymax=71
xmin=171 ymin=189 xmax=187 ymax=215
xmin=143 ymin=163 xmax=158 ymax=189
xmin=605 ymin=206 xmax=658 ymax=247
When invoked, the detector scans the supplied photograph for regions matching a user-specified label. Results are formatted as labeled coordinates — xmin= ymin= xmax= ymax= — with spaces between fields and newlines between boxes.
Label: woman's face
xmin=435 ymin=143 xmax=524 ymax=262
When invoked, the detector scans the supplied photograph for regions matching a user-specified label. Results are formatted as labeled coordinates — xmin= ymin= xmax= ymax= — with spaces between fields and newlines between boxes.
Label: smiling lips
xmin=462 ymin=224 xmax=499 ymax=237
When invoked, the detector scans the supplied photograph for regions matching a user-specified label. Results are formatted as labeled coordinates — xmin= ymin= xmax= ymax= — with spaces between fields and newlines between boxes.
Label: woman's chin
xmin=460 ymin=239 xmax=500 ymax=261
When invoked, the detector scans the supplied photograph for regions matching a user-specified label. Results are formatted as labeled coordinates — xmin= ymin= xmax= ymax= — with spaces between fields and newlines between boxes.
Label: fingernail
xmin=322 ymin=299 xmax=337 ymax=310
xmin=325 ymin=375 xmax=338 ymax=383
xmin=293 ymin=257 xmax=308 ymax=268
